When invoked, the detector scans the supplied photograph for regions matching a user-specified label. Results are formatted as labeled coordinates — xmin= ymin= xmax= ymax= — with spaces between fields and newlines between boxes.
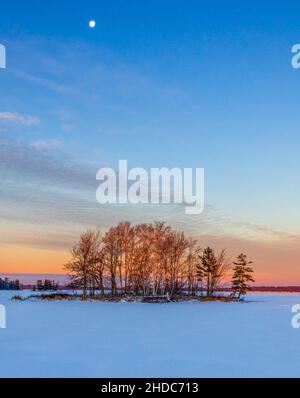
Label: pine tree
xmin=231 ymin=253 xmax=255 ymax=301
xmin=197 ymin=247 xmax=218 ymax=297
xmin=196 ymin=262 xmax=205 ymax=296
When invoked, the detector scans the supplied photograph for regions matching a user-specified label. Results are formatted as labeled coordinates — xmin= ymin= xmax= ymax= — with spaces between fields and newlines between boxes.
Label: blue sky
xmin=1 ymin=1 xmax=300 ymax=282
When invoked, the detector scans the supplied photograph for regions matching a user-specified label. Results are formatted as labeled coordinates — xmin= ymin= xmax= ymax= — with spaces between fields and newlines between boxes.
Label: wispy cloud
xmin=0 ymin=112 xmax=40 ymax=126
xmin=1 ymin=136 xmax=298 ymax=247
xmin=11 ymin=69 xmax=77 ymax=96
xmin=30 ymin=139 xmax=63 ymax=150
xmin=0 ymin=137 xmax=95 ymax=190
xmin=7 ymin=36 xmax=182 ymax=112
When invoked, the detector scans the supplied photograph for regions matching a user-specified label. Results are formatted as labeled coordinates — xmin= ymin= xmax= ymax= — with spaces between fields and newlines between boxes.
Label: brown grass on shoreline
xmin=13 ymin=293 xmax=238 ymax=303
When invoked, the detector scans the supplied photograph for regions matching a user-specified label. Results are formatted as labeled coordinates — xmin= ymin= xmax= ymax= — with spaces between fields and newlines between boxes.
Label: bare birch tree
xmin=64 ymin=230 xmax=101 ymax=300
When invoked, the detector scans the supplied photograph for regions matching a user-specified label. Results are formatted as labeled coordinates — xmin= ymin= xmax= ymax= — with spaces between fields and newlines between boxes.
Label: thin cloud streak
xmin=30 ymin=139 xmax=63 ymax=150
xmin=0 ymin=112 xmax=40 ymax=126
xmin=1 ymin=137 xmax=298 ymax=251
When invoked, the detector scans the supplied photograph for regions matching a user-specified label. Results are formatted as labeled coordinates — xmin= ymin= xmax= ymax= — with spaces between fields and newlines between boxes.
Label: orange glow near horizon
xmin=0 ymin=242 xmax=299 ymax=286
xmin=0 ymin=245 xmax=69 ymax=275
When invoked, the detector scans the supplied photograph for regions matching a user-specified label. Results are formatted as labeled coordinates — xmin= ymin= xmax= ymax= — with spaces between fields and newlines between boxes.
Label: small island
xmin=12 ymin=221 xmax=255 ymax=304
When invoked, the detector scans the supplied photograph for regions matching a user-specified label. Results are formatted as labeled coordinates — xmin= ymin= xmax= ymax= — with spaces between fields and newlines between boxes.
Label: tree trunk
xmin=99 ymin=275 xmax=104 ymax=297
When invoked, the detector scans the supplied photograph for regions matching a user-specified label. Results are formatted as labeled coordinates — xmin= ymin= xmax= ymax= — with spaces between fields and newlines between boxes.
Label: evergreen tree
xmin=231 ymin=253 xmax=255 ymax=300
xmin=197 ymin=247 xmax=218 ymax=297
xmin=196 ymin=264 xmax=205 ymax=296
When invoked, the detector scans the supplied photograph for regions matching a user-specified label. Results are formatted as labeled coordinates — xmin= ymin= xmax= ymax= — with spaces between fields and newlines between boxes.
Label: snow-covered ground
xmin=0 ymin=291 xmax=300 ymax=378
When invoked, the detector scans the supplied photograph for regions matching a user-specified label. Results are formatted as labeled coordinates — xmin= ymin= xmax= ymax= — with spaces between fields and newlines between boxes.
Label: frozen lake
xmin=0 ymin=291 xmax=300 ymax=377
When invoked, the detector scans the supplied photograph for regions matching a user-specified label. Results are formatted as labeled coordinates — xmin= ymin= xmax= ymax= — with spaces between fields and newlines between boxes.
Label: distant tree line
xmin=32 ymin=279 xmax=59 ymax=291
xmin=0 ymin=277 xmax=20 ymax=290
xmin=65 ymin=222 xmax=254 ymax=301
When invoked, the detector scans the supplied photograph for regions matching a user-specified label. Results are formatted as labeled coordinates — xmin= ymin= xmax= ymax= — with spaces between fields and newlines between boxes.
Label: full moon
xmin=89 ymin=20 xmax=96 ymax=28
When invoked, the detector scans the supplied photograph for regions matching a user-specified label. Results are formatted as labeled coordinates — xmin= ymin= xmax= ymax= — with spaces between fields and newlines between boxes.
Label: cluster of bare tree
xmin=65 ymin=222 xmax=245 ymax=300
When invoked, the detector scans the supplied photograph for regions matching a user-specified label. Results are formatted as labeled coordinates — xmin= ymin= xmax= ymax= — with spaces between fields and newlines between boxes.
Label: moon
xmin=89 ymin=20 xmax=96 ymax=28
